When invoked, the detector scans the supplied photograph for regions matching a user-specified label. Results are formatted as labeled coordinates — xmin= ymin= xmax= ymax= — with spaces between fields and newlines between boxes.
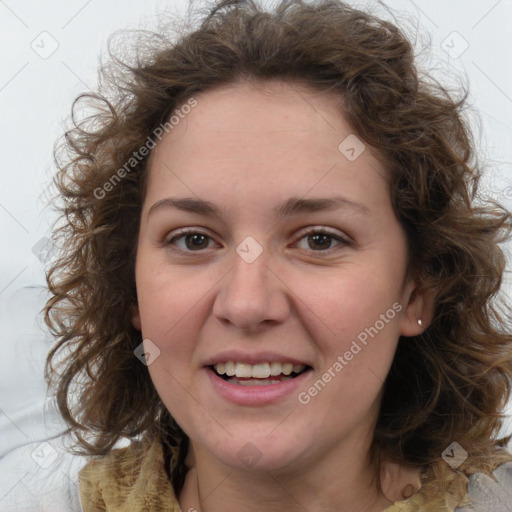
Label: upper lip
xmin=203 ymin=350 xmax=312 ymax=367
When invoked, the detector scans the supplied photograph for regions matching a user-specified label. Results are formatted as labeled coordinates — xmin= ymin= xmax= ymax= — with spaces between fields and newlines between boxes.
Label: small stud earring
xmin=417 ymin=319 xmax=423 ymax=327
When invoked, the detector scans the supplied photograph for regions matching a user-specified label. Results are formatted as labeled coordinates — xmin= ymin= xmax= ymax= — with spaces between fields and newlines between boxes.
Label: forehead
xmin=159 ymin=79 xmax=350 ymax=158
xmin=143 ymin=79 xmax=389 ymax=215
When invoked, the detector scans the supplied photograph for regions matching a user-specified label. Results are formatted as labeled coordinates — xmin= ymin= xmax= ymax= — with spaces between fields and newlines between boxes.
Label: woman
xmin=44 ymin=1 xmax=512 ymax=510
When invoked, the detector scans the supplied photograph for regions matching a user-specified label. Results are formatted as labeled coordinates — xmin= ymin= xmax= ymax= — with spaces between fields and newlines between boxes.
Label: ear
xmin=399 ymin=279 xmax=436 ymax=337
xmin=131 ymin=304 xmax=142 ymax=331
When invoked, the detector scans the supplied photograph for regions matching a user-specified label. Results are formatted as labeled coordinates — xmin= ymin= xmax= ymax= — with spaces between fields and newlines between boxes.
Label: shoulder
xmin=455 ymin=462 xmax=512 ymax=512
xmin=384 ymin=467 xmax=469 ymax=512
xmin=79 ymin=437 xmax=181 ymax=512
xmin=385 ymin=462 xmax=512 ymax=512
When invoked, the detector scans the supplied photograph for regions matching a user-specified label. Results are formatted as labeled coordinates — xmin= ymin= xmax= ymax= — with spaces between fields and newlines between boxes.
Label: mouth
xmin=208 ymin=361 xmax=312 ymax=386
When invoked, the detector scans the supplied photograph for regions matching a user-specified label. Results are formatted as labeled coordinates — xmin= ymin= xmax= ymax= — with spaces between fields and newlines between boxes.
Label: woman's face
xmin=133 ymin=79 xmax=428 ymax=474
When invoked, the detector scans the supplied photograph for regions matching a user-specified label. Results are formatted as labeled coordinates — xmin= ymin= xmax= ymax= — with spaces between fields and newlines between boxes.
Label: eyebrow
xmin=147 ymin=195 xmax=370 ymax=220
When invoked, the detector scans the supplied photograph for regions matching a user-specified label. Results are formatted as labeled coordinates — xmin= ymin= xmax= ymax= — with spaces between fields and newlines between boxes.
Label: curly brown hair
xmin=44 ymin=0 xmax=512 ymax=500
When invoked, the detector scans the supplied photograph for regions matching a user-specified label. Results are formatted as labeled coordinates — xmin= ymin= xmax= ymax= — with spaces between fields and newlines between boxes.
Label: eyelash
xmin=164 ymin=226 xmax=351 ymax=255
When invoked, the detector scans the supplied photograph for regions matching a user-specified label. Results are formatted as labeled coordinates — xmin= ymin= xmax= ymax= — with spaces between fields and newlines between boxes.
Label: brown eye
xmin=306 ymin=233 xmax=336 ymax=250
xmin=166 ymin=230 xmax=217 ymax=252
xmin=295 ymin=228 xmax=350 ymax=252
xmin=182 ymin=233 xmax=210 ymax=250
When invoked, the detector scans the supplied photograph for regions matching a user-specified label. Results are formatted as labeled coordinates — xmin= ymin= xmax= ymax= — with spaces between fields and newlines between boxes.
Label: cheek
xmin=294 ymin=269 xmax=402 ymax=430
xmin=135 ymin=267 xmax=209 ymax=398
xmin=293 ymin=263 xmax=403 ymax=344
xmin=136 ymin=260 xmax=207 ymax=339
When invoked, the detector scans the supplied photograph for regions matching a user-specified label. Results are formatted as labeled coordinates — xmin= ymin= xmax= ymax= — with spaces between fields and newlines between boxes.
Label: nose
xmin=212 ymin=243 xmax=291 ymax=332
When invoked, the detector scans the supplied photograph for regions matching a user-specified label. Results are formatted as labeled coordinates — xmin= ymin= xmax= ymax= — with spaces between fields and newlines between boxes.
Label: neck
xmin=177 ymin=437 xmax=414 ymax=512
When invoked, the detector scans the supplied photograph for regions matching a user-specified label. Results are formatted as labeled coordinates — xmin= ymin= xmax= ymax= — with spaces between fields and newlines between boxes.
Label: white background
xmin=0 ymin=0 xmax=511 ymax=509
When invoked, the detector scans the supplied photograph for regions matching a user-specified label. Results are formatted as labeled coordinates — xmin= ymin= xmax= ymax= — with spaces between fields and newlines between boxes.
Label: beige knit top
xmin=79 ymin=438 xmax=511 ymax=511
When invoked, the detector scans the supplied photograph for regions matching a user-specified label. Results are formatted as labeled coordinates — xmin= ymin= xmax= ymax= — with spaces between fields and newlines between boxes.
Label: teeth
xmin=214 ymin=361 xmax=306 ymax=378
xmin=235 ymin=376 xmax=293 ymax=386
xmin=251 ymin=363 xmax=270 ymax=378
xmin=269 ymin=362 xmax=282 ymax=376
xmin=235 ymin=363 xmax=252 ymax=378
xmin=282 ymin=363 xmax=293 ymax=375
xmin=225 ymin=361 xmax=236 ymax=376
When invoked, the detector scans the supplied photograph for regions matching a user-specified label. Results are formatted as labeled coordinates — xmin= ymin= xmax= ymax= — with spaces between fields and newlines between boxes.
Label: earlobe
xmin=399 ymin=282 xmax=436 ymax=337
xmin=131 ymin=304 xmax=142 ymax=331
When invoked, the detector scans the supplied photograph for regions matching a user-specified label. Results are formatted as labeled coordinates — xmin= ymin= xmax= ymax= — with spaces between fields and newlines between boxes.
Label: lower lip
xmin=205 ymin=367 xmax=312 ymax=405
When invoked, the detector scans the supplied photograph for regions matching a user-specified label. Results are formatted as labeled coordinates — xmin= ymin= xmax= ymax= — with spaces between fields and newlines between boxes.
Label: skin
xmin=132 ymin=78 xmax=433 ymax=512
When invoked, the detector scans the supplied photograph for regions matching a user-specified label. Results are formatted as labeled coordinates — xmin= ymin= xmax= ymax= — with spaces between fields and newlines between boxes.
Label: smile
xmin=203 ymin=352 xmax=313 ymax=402
xmin=209 ymin=361 xmax=310 ymax=393
xmin=206 ymin=363 xmax=312 ymax=405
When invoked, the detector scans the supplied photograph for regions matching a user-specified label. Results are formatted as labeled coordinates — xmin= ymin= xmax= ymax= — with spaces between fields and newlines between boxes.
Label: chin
xmin=200 ymin=431 xmax=305 ymax=473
